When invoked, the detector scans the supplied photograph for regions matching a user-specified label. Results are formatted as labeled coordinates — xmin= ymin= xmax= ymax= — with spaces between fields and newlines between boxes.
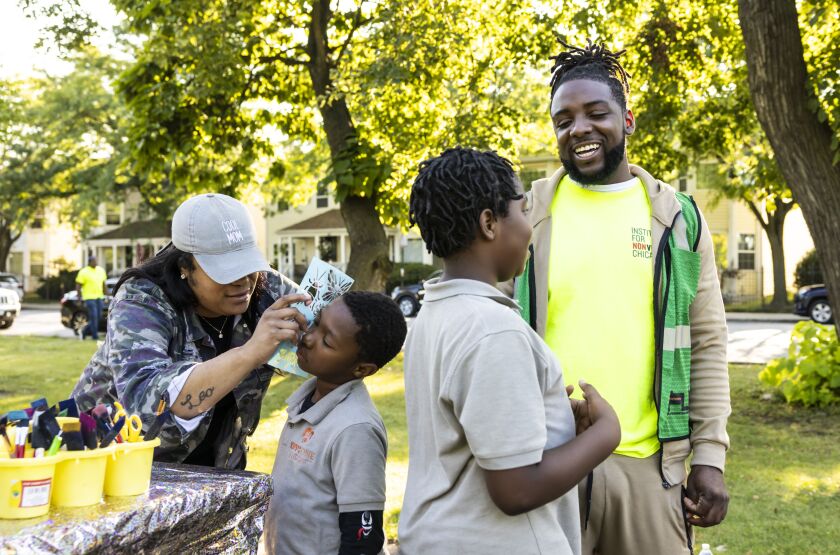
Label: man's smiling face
xmin=550 ymin=78 xmax=635 ymax=185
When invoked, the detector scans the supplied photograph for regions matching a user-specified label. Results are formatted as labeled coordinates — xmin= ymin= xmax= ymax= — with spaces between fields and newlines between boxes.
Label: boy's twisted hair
xmin=549 ymin=38 xmax=631 ymax=109
xmin=409 ymin=147 xmax=519 ymax=258
xmin=343 ymin=291 xmax=407 ymax=369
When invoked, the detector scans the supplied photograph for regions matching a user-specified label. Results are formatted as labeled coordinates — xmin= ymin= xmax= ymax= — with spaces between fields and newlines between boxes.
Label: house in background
xmin=5 ymin=203 xmax=78 ymax=292
xmin=519 ymin=156 xmax=814 ymax=303
xmin=265 ymin=184 xmax=433 ymax=283
xmin=79 ymin=193 xmax=170 ymax=276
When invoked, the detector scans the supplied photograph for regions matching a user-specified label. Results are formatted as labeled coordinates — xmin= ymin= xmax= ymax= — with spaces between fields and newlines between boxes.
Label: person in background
xmin=75 ymin=255 xmax=107 ymax=340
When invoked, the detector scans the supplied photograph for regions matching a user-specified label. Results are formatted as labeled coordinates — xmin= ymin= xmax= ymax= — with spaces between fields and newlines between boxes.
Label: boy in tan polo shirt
xmin=399 ymin=147 xmax=621 ymax=554
xmin=264 ymin=292 xmax=407 ymax=555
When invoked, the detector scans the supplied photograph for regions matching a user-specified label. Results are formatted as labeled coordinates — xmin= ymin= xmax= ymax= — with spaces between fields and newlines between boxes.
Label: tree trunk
xmin=745 ymin=198 xmax=792 ymax=311
xmin=765 ymin=215 xmax=787 ymax=311
xmin=0 ymin=228 xmax=12 ymax=273
xmin=0 ymin=226 xmax=21 ymax=274
xmin=738 ymin=0 xmax=840 ymax=334
xmin=305 ymin=0 xmax=390 ymax=291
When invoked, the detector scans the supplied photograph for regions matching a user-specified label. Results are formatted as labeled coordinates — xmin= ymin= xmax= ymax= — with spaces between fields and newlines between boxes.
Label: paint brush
xmin=143 ymin=397 xmax=168 ymax=441
xmin=62 ymin=421 xmax=84 ymax=451
xmin=0 ymin=416 xmax=12 ymax=455
xmin=79 ymin=413 xmax=98 ymax=450
xmin=46 ymin=432 xmax=62 ymax=456
xmin=15 ymin=419 xmax=28 ymax=458
xmin=30 ymin=411 xmax=48 ymax=457
xmin=7 ymin=411 xmax=29 ymax=458
xmin=99 ymin=416 xmax=124 ymax=448
xmin=91 ymin=404 xmax=114 ymax=439
xmin=57 ymin=398 xmax=79 ymax=418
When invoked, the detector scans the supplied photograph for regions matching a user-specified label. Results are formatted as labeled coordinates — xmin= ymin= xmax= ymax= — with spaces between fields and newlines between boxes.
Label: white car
xmin=0 ymin=287 xmax=21 ymax=329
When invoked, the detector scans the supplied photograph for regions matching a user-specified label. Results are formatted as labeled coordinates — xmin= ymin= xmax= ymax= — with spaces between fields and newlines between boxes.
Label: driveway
xmin=726 ymin=320 xmax=796 ymax=364
xmin=0 ymin=306 xmax=76 ymax=339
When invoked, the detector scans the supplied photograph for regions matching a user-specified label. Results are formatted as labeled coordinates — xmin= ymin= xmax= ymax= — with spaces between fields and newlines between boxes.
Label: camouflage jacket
xmin=72 ymin=272 xmax=298 ymax=469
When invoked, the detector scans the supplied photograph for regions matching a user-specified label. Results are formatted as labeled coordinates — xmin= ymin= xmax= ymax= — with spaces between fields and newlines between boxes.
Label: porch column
xmin=340 ymin=234 xmax=346 ymax=264
xmin=728 ymin=200 xmax=738 ymax=269
xmin=286 ymin=236 xmax=294 ymax=277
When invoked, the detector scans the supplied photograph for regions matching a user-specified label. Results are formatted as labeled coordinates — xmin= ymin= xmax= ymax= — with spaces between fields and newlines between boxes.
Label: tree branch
xmin=333 ymin=6 xmax=369 ymax=67
xmin=259 ymin=54 xmax=309 ymax=67
xmin=744 ymin=198 xmax=769 ymax=232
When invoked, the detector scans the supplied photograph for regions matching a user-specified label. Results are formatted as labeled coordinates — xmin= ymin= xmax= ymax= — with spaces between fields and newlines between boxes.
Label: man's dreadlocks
xmin=549 ymin=38 xmax=631 ymax=110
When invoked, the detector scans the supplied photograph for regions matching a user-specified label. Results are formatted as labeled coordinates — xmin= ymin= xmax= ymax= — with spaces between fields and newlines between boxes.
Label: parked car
xmin=60 ymin=277 xmax=120 ymax=333
xmin=0 ymin=287 xmax=22 ymax=329
xmin=390 ymin=269 xmax=443 ymax=317
xmin=794 ymin=284 xmax=832 ymax=324
xmin=0 ymin=273 xmax=24 ymax=301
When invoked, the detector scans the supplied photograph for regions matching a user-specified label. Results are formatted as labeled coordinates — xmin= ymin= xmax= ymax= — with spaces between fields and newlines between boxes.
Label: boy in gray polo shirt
xmin=263 ymin=292 xmax=407 ymax=555
xmin=400 ymin=148 xmax=621 ymax=554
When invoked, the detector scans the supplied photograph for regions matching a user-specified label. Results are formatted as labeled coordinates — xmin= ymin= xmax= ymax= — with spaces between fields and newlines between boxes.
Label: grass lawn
xmin=1 ymin=336 xmax=838 ymax=552
xmin=725 ymin=294 xmax=795 ymax=314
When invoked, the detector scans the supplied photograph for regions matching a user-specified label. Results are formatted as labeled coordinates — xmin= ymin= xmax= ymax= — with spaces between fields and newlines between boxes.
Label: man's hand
xmin=684 ymin=465 xmax=729 ymax=527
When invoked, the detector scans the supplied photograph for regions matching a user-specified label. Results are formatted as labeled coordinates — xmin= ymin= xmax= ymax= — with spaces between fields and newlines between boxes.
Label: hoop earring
xmin=180 ymin=274 xmax=186 ymax=280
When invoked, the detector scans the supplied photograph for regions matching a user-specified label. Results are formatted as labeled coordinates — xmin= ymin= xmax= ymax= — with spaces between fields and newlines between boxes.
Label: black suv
xmin=794 ymin=284 xmax=832 ymax=324
xmin=390 ymin=270 xmax=442 ymax=317
xmin=60 ymin=277 xmax=119 ymax=333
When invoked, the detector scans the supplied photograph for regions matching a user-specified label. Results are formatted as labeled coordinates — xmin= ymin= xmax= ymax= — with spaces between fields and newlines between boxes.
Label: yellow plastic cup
xmin=104 ymin=438 xmax=160 ymax=497
xmin=52 ymin=444 xmax=116 ymax=507
xmin=0 ymin=455 xmax=58 ymax=519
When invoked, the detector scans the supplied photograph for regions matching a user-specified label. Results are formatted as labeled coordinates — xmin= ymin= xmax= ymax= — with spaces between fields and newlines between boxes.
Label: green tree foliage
xmin=0 ymin=49 xmax=128 ymax=271
xmin=76 ymin=0 xmax=548 ymax=290
xmin=794 ymin=249 xmax=823 ymax=288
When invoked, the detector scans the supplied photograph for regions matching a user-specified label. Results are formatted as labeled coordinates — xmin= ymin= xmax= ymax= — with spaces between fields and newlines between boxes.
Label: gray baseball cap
xmin=171 ymin=193 xmax=270 ymax=284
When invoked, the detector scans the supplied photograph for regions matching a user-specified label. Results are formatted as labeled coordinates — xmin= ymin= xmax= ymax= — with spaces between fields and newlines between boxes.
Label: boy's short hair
xmin=343 ymin=291 xmax=407 ymax=368
xmin=409 ymin=147 xmax=520 ymax=258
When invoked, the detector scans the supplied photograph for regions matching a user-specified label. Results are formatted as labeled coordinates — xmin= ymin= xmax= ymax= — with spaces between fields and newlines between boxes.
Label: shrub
xmin=759 ymin=321 xmax=840 ymax=406
xmin=794 ymin=249 xmax=823 ymax=287
xmin=386 ymin=263 xmax=438 ymax=293
xmin=36 ymin=269 xmax=77 ymax=300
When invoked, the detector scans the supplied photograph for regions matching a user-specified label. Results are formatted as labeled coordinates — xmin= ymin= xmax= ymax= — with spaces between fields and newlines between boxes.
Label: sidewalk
xmin=21 ymin=302 xmax=61 ymax=311
xmin=725 ymin=312 xmax=806 ymax=323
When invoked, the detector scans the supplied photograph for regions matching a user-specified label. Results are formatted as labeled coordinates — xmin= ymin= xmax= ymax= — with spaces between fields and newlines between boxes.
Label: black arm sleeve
xmin=337 ymin=510 xmax=385 ymax=555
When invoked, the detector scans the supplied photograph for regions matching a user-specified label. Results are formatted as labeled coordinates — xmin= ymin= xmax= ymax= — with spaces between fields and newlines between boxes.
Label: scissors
xmin=113 ymin=401 xmax=144 ymax=442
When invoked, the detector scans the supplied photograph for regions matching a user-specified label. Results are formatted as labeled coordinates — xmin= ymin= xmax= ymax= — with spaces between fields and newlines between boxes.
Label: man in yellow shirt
xmin=76 ymin=255 xmax=107 ymax=340
xmin=515 ymin=39 xmax=731 ymax=554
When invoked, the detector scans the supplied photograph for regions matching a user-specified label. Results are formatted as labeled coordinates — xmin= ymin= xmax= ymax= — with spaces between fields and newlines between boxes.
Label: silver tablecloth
xmin=0 ymin=462 xmax=272 ymax=554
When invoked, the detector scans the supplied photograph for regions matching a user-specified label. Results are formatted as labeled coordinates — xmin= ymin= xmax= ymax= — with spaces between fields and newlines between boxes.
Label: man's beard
xmin=560 ymin=138 xmax=626 ymax=185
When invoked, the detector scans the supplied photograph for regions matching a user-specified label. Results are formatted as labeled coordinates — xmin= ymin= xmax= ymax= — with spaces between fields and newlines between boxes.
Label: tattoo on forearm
xmin=180 ymin=387 xmax=215 ymax=410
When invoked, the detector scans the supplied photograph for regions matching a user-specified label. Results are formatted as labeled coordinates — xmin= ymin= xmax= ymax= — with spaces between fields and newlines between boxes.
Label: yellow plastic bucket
xmin=52 ymin=444 xmax=116 ymax=507
xmin=0 ymin=455 xmax=58 ymax=519
xmin=104 ymin=438 xmax=160 ymax=497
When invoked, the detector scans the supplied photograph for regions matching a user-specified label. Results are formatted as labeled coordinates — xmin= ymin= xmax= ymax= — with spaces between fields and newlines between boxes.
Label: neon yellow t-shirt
xmin=76 ymin=266 xmax=107 ymax=300
xmin=544 ymin=175 xmax=659 ymax=458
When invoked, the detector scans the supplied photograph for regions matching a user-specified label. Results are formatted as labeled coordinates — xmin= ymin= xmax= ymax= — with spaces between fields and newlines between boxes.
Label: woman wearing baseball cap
xmin=73 ymin=193 xmax=309 ymax=469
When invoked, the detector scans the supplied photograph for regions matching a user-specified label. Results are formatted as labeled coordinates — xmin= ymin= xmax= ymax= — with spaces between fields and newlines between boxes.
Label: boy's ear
xmin=353 ymin=362 xmax=379 ymax=379
xmin=478 ymin=208 xmax=497 ymax=241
